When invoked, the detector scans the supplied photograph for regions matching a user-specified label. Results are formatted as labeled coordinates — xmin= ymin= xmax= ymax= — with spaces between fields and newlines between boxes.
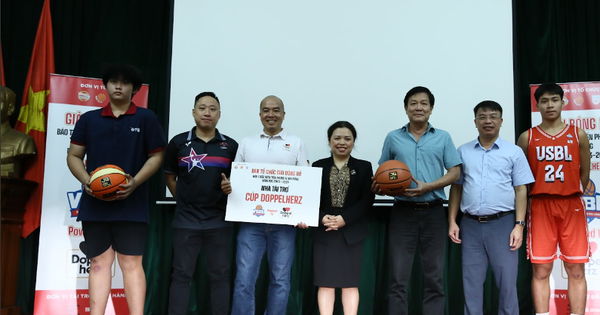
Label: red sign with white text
xmin=47 ymin=74 xmax=149 ymax=107
xmin=530 ymin=82 xmax=600 ymax=112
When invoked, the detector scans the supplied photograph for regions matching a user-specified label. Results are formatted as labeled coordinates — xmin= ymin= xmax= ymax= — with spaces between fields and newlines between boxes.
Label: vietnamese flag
xmin=15 ymin=0 xmax=55 ymax=238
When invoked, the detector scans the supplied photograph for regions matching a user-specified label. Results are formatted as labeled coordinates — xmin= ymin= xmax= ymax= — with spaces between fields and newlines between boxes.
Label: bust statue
xmin=1 ymin=86 xmax=36 ymax=178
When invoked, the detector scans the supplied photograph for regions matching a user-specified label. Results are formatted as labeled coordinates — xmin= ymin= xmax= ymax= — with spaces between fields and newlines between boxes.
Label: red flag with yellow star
xmin=15 ymin=0 xmax=55 ymax=238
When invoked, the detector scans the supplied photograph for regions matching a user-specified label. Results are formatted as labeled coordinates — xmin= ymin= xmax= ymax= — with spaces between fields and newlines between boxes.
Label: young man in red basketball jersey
xmin=67 ymin=64 xmax=166 ymax=315
xmin=517 ymin=83 xmax=591 ymax=315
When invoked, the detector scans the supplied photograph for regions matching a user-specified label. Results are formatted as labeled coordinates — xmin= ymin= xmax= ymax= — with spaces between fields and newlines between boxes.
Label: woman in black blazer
xmin=312 ymin=121 xmax=375 ymax=315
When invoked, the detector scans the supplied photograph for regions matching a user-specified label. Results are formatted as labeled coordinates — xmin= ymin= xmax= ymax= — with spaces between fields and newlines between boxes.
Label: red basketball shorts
xmin=527 ymin=194 xmax=591 ymax=264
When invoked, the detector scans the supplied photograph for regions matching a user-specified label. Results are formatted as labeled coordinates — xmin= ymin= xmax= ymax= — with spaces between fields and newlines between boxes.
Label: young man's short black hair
xmin=101 ymin=64 xmax=143 ymax=94
xmin=534 ymin=83 xmax=564 ymax=103
xmin=404 ymin=86 xmax=435 ymax=107
xmin=473 ymin=100 xmax=503 ymax=117
xmin=194 ymin=92 xmax=220 ymax=107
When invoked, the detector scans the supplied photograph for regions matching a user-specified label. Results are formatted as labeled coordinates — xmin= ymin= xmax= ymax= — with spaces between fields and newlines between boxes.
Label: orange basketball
xmin=89 ymin=165 xmax=128 ymax=201
xmin=375 ymin=160 xmax=412 ymax=196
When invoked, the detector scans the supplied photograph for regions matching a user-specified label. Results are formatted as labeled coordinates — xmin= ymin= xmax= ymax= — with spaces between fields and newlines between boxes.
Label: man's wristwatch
xmin=515 ymin=220 xmax=526 ymax=227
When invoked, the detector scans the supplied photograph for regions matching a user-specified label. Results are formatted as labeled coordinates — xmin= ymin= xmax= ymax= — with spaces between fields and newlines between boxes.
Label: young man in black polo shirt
xmin=164 ymin=92 xmax=238 ymax=315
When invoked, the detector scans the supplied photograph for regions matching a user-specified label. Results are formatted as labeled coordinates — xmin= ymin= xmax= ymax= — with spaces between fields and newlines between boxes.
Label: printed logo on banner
xmin=267 ymin=209 xmax=278 ymax=216
xmin=564 ymin=98 xmax=569 ymax=106
xmin=66 ymin=249 xmax=91 ymax=278
xmin=78 ymin=91 xmax=90 ymax=101
xmin=574 ymin=95 xmax=585 ymax=106
xmin=67 ymin=225 xmax=83 ymax=237
xmin=95 ymin=93 xmax=106 ymax=103
xmin=573 ymin=180 xmax=599 ymax=306
xmin=66 ymin=249 xmax=116 ymax=278
xmin=65 ymin=111 xmax=82 ymax=126
xmin=253 ymin=205 xmax=265 ymax=217
xmin=582 ymin=239 xmax=599 ymax=285
xmin=280 ymin=207 xmax=292 ymax=218
xmin=66 ymin=189 xmax=83 ymax=217
xmin=583 ymin=179 xmax=600 ymax=223
xmin=593 ymin=95 xmax=600 ymax=105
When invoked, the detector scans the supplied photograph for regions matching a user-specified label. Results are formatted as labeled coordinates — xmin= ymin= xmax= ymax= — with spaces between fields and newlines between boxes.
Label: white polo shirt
xmin=235 ymin=129 xmax=309 ymax=166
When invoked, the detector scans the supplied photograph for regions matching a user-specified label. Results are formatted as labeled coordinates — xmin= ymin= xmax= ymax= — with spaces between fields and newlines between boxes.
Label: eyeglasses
xmin=476 ymin=115 xmax=501 ymax=121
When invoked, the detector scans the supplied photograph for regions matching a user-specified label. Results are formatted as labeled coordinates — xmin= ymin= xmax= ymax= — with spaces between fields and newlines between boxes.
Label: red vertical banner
xmin=14 ymin=0 xmax=55 ymax=237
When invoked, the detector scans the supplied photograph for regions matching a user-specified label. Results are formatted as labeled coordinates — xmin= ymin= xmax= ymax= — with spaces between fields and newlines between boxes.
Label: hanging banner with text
xmin=34 ymin=74 xmax=149 ymax=315
xmin=225 ymin=162 xmax=322 ymax=227
xmin=530 ymin=82 xmax=600 ymax=315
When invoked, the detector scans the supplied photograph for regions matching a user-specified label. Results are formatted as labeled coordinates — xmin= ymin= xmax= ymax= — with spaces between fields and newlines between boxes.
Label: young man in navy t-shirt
xmin=67 ymin=64 xmax=166 ymax=315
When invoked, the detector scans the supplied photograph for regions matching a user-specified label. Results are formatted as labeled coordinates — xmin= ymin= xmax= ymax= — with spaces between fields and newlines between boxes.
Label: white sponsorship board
xmin=225 ymin=162 xmax=322 ymax=227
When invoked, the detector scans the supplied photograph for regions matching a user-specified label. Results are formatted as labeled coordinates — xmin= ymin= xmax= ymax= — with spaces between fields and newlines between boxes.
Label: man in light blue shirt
xmin=375 ymin=86 xmax=462 ymax=315
xmin=448 ymin=100 xmax=534 ymax=315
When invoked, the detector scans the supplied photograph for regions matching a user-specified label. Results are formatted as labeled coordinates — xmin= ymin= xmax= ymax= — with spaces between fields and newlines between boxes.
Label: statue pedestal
xmin=1 ymin=177 xmax=37 ymax=315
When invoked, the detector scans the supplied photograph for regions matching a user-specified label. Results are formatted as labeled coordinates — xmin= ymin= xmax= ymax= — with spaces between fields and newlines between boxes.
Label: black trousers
xmin=168 ymin=227 xmax=232 ymax=315
xmin=387 ymin=203 xmax=446 ymax=315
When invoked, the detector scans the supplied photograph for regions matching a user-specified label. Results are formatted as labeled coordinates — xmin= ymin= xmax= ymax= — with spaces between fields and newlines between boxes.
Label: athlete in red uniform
xmin=517 ymin=83 xmax=591 ymax=315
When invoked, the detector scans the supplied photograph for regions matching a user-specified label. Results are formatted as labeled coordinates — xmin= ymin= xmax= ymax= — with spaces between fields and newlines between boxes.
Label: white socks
xmin=536 ymin=311 xmax=581 ymax=314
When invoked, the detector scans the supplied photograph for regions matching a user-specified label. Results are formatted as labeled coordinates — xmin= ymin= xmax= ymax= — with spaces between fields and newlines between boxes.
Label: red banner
xmin=34 ymin=289 xmax=127 ymax=315
xmin=530 ymin=82 xmax=600 ymax=112
xmin=48 ymin=74 xmax=149 ymax=107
